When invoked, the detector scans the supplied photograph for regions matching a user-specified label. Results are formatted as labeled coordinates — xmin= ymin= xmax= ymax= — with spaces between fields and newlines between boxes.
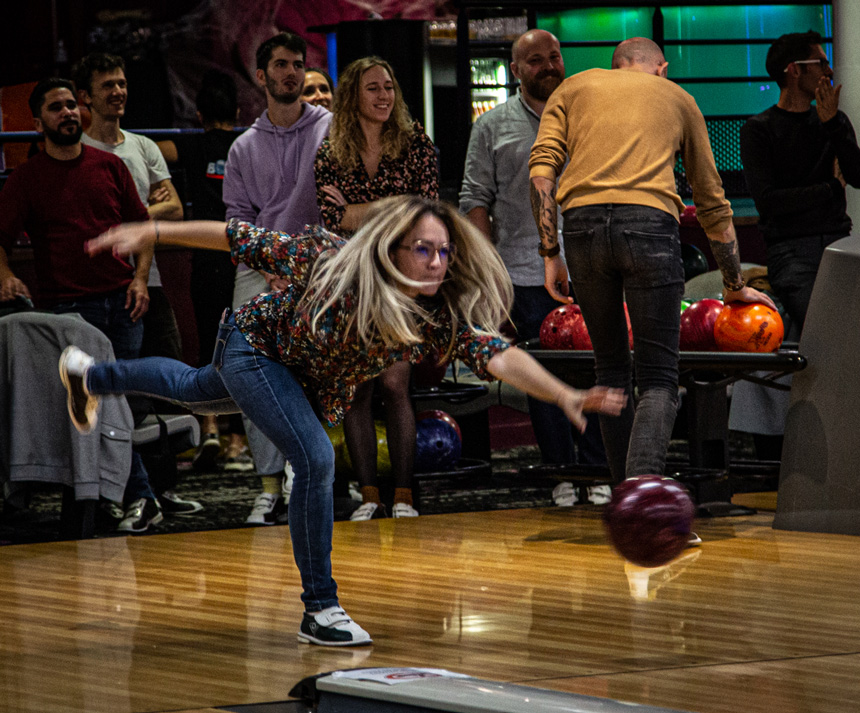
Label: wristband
xmin=723 ymin=276 xmax=745 ymax=291
xmin=538 ymin=243 xmax=560 ymax=258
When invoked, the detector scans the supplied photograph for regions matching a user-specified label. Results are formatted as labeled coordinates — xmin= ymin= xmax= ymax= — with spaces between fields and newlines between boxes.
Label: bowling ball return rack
xmin=522 ymin=341 xmax=807 ymax=517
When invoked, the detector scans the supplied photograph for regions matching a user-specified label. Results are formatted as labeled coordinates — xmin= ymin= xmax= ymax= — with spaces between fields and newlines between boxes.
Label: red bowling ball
xmin=539 ymin=304 xmax=580 ymax=349
xmin=603 ymin=476 xmax=696 ymax=567
xmin=563 ymin=304 xmax=633 ymax=350
xmin=679 ymin=298 xmax=723 ymax=351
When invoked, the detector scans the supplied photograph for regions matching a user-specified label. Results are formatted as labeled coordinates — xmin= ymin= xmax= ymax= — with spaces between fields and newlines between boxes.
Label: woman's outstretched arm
xmin=86 ymin=220 xmax=229 ymax=258
xmin=487 ymin=346 xmax=626 ymax=432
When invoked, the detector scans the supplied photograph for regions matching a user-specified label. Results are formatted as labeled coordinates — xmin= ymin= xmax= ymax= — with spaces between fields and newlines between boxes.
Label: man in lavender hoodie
xmin=223 ymin=31 xmax=332 ymax=525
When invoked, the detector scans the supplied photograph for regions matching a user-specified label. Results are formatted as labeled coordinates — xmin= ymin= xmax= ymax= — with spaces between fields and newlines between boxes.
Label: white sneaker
xmin=297 ymin=606 xmax=372 ymax=646
xmin=245 ymin=492 xmax=286 ymax=525
xmin=349 ymin=502 xmax=384 ymax=521
xmin=282 ymin=462 xmax=294 ymax=504
xmin=552 ymin=481 xmax=577 ymax=507
xmin=587 ymin=484 xmax=612 ymax=505
xmin=392 ymin=503 xmax=419 ymax=518
xmin=687 ymin=532 xmax=703 ymax=547
xmin=59 ymin=346 xmax=98 ymax=434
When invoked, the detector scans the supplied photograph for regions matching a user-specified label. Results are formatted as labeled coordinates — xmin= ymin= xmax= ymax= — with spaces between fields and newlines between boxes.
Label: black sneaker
xmin=158 ymin=490 xmax=203 ymax=515
xmin=96 ymin=499 xmax=125 ymax=530
xmin=117 ymin=498 xmax=163 ymax=533
xmin=192 ymin=433 xmax=221 ymax=472
xmin=297 ymin=606 xmax=373 ymax=647
xmin=58 ymin=346 xmax=99 ymax=434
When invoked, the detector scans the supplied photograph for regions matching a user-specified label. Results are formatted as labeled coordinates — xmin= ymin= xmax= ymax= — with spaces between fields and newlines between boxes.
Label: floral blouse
xmin=228 ymin=219 xmax=509 ymax=426
xmin=314 ymin=121 xmax=440 ymax=234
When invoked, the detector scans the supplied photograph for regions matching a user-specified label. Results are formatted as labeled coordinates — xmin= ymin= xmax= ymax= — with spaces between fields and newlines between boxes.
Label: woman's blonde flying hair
xmin=328 ymin=56 xmax=415 ymax=172
xmin=303 ymin=196 xmax=513 ymax=350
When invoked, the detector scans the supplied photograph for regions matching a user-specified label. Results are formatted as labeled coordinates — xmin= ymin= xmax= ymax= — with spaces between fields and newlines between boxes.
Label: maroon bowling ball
xmin=539 ymin=304 xmax=580 ymax=349
xmin=603 ymin=476 xmax=695 ymax=567
xmin=679 ymin=298 xmax=723 ymax=351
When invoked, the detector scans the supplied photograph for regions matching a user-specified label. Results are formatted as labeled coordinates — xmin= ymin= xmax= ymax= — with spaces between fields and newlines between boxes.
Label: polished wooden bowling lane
xmin=1 ymin=503 xmax=858 ymax=713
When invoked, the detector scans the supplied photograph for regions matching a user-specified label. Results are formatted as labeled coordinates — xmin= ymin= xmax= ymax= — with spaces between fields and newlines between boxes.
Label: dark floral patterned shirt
xmin=228 ymin=219 xmax=509 ymax=426
xmin=314 ymin=121 xmax=440 ymax=234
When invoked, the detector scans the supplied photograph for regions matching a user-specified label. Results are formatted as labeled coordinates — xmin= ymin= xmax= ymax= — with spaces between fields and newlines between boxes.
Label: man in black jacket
xmin=741 ymin=31 xmax=860 ymax=330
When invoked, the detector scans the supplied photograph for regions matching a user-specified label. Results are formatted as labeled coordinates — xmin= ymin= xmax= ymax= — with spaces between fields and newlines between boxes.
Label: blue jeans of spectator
xmin=766 ymin=232 xmax=845 ymax=332
xmin=53 ymin=288 xmax=154 ymax=502
xmin=562 ymin=204 xmax=685 ymax=482
xmin=511 ymin=285 xmax=605 ymax=465
xmin=87 ymin=313 xmax=338 ymax=611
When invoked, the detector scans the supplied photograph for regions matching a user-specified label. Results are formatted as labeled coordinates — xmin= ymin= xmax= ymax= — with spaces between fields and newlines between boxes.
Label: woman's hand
xmin=557 ymin=386 xmax=626 ymax=432
xmin=321 ymin=185 xmax=347 ymax=207
xmin=87 ymin=222 xmax=155 ymax=258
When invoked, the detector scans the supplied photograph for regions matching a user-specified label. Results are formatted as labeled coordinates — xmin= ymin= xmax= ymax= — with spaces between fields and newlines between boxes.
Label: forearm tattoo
xmin=529 ymin=180 xmax=558 ymax=250
xmin=708 ymin=237 xmax=744 ymax=288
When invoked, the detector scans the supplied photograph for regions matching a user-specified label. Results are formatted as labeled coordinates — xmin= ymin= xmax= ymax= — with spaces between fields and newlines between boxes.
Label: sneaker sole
xmin=296 ymin=632 xmax=373 ymax=647
xmin=160 ymin=502 xmax=204 ymax=515
xmin=223 ymin=463 xmax=255 ymax=473
xmin=118 ymin=511 xmax=164 ymax=533
xmin=59 ymin=348 xmax=98 ymax=434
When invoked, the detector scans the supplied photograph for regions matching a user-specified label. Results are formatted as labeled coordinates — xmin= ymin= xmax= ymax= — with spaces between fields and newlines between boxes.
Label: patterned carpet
xmin=0 ymin=430 xmax=765 ymax=546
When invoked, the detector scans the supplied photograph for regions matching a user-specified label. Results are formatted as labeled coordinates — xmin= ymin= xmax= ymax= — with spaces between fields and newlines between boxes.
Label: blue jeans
xmin=87 ymin=314 xmax=338 ymax=610
xmin=511 ymin=285 xmax=605 ymax=465
xmin=766 ymin=232 xmax=845 ymax=332
xmin=562 ymin=204 xmax=685 ymax=482
xmin=53 ymin=289 xmax=154 ymax=502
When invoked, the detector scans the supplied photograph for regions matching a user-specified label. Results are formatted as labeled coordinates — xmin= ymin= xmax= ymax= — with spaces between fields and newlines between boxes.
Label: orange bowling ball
xmin=713 ymin=302 xmax=784 ymax=352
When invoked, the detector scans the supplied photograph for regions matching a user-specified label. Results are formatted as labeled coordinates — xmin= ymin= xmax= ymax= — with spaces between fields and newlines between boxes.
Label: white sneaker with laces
xmin=349 ymin=502 xmax=382 ymax=521
xmin=245 ymin=492 xmax=286 ymax=525
xmin=587 ymin=484 xmax=612 ymax=505
xmin=552 ymin=481 xmax=577 ymax=507
xmin=392 ymin=503 xmax=419 ymax=518
xmin=298 ymin=606 xmax=372 ymax=646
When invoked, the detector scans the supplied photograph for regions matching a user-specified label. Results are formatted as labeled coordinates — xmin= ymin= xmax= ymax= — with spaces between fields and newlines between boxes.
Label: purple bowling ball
xmin=603 ymin=476 xmax=695 ymax=567
xmin=415 ymin=417 xmax=462 ymax=473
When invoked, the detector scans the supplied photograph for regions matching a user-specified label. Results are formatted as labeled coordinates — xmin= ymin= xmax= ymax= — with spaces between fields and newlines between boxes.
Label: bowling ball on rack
xmin=603 ymin=476 xmax=696 ymax=567
xmin=328 ymin=420 xmax=391 ymax=477
xmin=416 ymin=410 xmax=462 ymax=443
xmin=681 ymin=243 xmax=709 ymax=282
xmin=539 ymin=304 xmax=580 ymax=349
xmin=679 ymin=298 xmax=723 ymax=351
xmin=415 ymin=416 xmax=462 ymax=473
xmin=714 ymin=302 xmax=784 ymax=353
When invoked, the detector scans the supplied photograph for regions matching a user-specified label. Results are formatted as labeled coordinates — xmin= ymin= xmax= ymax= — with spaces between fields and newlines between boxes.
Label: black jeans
xmin=766 ymin=232 xmax=845 ymax=331
xmin=562 ymin=204 xmax=684 ymax=482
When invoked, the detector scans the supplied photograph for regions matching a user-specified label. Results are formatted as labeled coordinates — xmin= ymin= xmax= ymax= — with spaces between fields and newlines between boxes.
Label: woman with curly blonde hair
xmin=61 ymin=195 xmax=624 ymax=648
xmin=315 ymin=56 xmax=440 ymax=521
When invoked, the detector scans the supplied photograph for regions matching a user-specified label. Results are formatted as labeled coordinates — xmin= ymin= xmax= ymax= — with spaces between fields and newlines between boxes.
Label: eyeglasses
xmin=396 ymin=239 xmax=456 ymax=263
xmin=785 ymin=58 xmax=831 ymax=72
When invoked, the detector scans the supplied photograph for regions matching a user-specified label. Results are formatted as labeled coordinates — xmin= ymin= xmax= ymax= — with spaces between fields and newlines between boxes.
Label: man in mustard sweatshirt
xmin=529 ymin=37 xmax=773 ymax=483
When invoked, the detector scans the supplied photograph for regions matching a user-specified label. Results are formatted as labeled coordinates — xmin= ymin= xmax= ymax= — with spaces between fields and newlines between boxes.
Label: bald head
xmin=511 ymin=30 xmax=565 ymax=105
xmin=611 ymin=37 xmax=668 ymax=76
xmin=512 ymin=29 xmax=558 ymax=63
